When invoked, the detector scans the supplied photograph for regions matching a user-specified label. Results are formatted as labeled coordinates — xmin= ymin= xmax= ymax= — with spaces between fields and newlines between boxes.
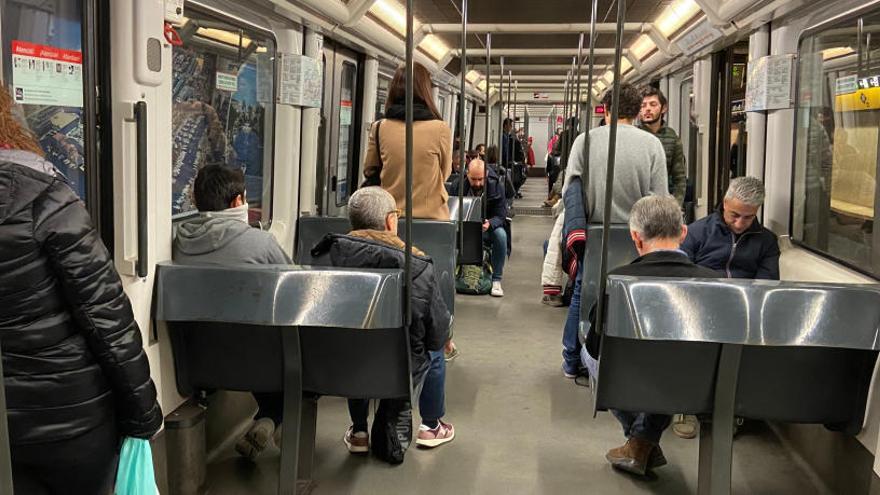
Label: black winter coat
xmin=681 ymin=209 xmax=780 ymax=279
xmin=311 ymin=233 xmax=451 ymax=376
xmin=0 ymin=154 xmax=162 ymax=445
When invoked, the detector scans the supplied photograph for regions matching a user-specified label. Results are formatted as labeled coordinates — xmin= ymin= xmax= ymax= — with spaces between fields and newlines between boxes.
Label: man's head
xmin=723 ymin=176 xmax=765 ymax=234
xmin=503 ymin=117 xmax=513 ymax=133
xmin=601 ymin=83 xmax=642 ymax=124
xmin=556 ymin=127 xmax=562 ymax=135
xmin=467 ymin=159 xmax=486 ymax=192
xmin=452 ymin=148 xmax=462 ymax=172
xmin=476 ymin=143 xmax=486 ymax=156
xmin=628 ymin=195 xmax=688 ymax=256
xmin=639 ymin=86 xmax=668 ymax=125
xmin=193 ymin=164 xmax=245 ymax=212
xmin=349 ymin=186 xmax=400 ymax=235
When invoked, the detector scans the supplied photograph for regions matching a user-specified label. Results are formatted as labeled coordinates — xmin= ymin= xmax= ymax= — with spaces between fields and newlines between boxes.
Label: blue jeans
xmin=485 ymin=227 xmax=507 ymax=281
xmin=562 ymin=264 xmax=583 ymax=372
xmin=611 ymin=410 xmax=672 ymax=445
xmin=348 ymin=350 xmax=446 ymax=429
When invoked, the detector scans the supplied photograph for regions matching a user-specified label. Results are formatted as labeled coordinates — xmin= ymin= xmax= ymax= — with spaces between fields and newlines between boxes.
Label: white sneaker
xmin=491 ymin=281 xmax=504 ymax=297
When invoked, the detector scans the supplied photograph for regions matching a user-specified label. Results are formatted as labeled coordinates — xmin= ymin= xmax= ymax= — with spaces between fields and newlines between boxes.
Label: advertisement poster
xmin=11 ymin=40 xmax=83 ymax=107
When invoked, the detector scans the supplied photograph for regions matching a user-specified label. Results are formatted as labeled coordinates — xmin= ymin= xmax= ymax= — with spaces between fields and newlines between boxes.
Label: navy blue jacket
xmin=682 ymin=209 xmax=780 ymax=279
xmin=562 ymin=177 xmax=587 ymax=279
xmin=462 ymin=166 xmax=508 ymax=231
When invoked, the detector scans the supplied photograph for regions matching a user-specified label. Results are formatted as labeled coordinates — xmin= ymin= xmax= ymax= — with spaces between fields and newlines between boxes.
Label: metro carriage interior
xmin=5 ymin=0 xmax=880 ymax=494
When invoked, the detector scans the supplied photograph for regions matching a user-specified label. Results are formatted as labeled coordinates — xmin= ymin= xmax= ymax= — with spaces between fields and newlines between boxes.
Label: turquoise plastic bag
xmin=114 ymin=437 xmax=159 ymax=495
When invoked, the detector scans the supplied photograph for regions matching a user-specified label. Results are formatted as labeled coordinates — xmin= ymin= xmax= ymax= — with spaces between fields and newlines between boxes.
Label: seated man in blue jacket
xmin=677 ymin=175 xmax=779 ymax=439
xmin=682 ymin=176 xmax=780 ymax=280
xmin=462 ymin=158 xmax=509 ymax=297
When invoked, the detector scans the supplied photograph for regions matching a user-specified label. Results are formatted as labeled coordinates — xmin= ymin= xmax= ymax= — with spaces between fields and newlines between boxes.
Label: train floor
xmin=205 ymin=180 xmax=827 ymax=494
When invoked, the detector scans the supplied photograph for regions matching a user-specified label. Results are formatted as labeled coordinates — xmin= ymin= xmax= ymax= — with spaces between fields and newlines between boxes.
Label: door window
xmin=1 ymin=0 xmax=88 ymax=201
xmin=335 ymin=61 xmax=357 ymax=206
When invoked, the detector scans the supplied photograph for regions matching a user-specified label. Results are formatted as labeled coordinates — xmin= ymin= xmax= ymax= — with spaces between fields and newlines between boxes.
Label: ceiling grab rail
xmin=592 ymin=0 xmax=627 ymax=351
xmin=405 ymin=0 xmax=414 ymax=328
xmin=579 ymin=0 xmax=599 ymax=328
xmin=483 ymin=33 xmax=491 ymax=219
xmin=458 ymin=0 xmax=468 ymax=255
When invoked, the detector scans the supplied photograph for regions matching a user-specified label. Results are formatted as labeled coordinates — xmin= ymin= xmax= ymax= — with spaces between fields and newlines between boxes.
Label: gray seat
xmin=581 ymin=224 xmax=639 ymax=313
xmin=448 ymin=196 xmax=483 ymax=265
xmin=295 ymin=216 xmax=457 ymax=314
xmin=595 ymin=275 xmax=880 ymax=495
xmin=155 ymin=262 xmax=406 ymax=495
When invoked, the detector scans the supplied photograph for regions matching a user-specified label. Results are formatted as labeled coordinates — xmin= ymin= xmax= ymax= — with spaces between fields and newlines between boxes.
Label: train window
xmin=335 ymin=62 xmax=357 ymax=206
xmin=170 ymin=7 xmax=276 ymax=223
xmin=1 ymin=0 xmax=89 ymax=201
xmin=792 ymin=9 xmax=880 ymax=276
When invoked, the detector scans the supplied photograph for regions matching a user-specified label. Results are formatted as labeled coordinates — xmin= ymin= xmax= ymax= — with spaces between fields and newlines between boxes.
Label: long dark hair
xmin=385 ymin=62 xmax=442 ymax=120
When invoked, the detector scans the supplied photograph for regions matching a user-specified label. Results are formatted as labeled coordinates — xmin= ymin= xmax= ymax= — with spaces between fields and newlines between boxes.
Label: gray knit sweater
xmin=563 ymin=124 xmax=669 ymax=223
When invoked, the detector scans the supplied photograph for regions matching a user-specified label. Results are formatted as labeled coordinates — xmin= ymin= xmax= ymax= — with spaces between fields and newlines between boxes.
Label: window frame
xmin=789 ymin=1 xmax=880 ymax=280
xmin=170 ymin=2 xmax=279 ymax=224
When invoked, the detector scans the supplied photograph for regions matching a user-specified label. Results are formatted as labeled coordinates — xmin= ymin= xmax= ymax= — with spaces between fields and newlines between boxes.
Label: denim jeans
xmin=562 ymin=263 xmax=583 ymax=372
xmin=485 ymin=227 xmax=507 ymax=281
xmin=611 ymin=410 xmax=672 ymax=445
xmin=348 ymin=350 xmax=446 ymax=430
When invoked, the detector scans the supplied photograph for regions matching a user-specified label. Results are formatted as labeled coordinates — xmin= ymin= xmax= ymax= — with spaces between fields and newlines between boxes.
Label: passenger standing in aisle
xmin=0 ymin=86 xmax=163 ymax=493
xmin=462 ymin=158 xmax=509 ymax=297
xmin=560 ymin=83 xmax=669 ymax=378
xmin=363 ymin=62 xmax=452 ymax=220
xmin=638 ymin=86 xmax=687 ymax=204
xmin=585 ymin=195 xmax=720 ymax=476
xmin=172 ymin=164 xmax=292 ymax=461
xmin=310 ymin=187 xmax=454 ymax=463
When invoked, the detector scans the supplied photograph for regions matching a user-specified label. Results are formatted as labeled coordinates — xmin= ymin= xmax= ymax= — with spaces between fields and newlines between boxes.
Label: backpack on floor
xmin=455 ymin=247 xmax=493 ymax=295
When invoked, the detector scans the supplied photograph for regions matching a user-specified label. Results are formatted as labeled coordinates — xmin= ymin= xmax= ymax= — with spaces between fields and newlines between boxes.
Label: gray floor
xmin=207 ymin=180 xmax=826 ymax=494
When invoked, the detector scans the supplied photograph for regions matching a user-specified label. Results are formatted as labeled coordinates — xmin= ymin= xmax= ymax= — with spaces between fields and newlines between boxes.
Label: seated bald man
xmin=461 ymin=157 xmax=509 ymax=297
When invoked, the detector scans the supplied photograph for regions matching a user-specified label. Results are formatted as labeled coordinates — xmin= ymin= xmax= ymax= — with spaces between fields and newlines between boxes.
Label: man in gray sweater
xmin=173 ymin=164 xmax=291 ymax=462
xmin=560 ymin=83 xmax=669 ymax=377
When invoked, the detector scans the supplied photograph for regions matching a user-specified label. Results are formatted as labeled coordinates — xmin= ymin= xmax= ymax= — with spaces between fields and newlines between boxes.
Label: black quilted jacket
xmin=0 ymin=152 xmax=162 ymax=445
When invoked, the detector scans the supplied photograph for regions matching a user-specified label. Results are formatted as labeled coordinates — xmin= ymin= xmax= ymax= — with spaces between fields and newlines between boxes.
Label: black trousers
xmin=12 ymin=420 xmax=119 ymax=495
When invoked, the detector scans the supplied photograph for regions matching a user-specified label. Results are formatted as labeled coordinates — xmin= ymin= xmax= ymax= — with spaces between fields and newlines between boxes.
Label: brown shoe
xmin=606 ymin=438 xmax=654 ymax=476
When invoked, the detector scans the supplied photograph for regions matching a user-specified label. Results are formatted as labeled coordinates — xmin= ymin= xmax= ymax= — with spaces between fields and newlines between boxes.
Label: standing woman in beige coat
xmin=363 ymin=62 xmax=452 ymax=220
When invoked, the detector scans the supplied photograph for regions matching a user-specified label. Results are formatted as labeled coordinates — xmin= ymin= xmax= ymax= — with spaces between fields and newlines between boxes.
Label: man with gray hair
xmin=682 ymin=176 xmax=780 ymax=280
xmin=584 ymin=194 xmax=720 ymax=477
xmin=311 ymin=186 xmax=455 ymax=463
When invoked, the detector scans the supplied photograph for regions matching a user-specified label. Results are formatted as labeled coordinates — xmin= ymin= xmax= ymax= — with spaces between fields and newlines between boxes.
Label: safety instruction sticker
xmin=11 ymin=40 xmax=83 ymax=107
xmin=340 ymin=100 xmax=352 ymax=126
xmin=278 ymin=53 xmax=322 ymax=108
xmin=216 ymin=71 xmax=238 ymax=92
xmin=835 ymin=75 xmax=858 ymax=95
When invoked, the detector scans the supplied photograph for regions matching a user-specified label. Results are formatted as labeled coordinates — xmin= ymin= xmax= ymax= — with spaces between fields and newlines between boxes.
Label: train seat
xmin=295 ymin=215 xmax=458 ymax=314
xmin=595 ymin=275 xmax=880 ymax=493
xmin=447 ymin=196 xmax=483 ymax=265
xmin=155 ymin=262 xmax=406 ymax=493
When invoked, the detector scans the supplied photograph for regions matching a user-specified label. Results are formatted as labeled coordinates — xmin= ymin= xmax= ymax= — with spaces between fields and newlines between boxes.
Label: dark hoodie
xmin=311 ymin=231 xmax=450 ymax=376
xmin=0 ymin=150 xmax=162 ymax=445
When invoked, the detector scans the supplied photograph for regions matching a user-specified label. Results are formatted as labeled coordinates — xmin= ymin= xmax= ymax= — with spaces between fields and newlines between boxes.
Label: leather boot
xmin=605 ymin=437 xmax=654 ymax=476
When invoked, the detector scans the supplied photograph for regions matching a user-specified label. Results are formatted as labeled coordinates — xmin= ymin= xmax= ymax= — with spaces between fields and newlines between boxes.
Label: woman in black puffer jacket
xmin=0 ymin=87 xmax=162 ymax=493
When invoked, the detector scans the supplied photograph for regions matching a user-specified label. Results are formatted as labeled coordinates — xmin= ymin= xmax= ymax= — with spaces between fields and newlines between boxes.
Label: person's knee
xmin=493 ymin=227 xmax=507 ymax=245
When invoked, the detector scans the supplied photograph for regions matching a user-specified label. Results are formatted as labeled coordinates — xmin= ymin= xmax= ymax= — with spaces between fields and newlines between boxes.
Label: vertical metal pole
xmin=405 ymin=0 xmax=414 ymax=327
xmin=593 ymin=0 xmax=626 ymax=340
xmin=498 ymin=56 xmax=505 ymax=167
xmin=0 ymin=337 xmax=12 ymax=495
xmin=508 ymin=69 xmax=513 ymax=165
xmin=561 ymin=70 xmax=570 ymax=168
xmin=458 ymin=0 xmax=467 ymax=255
xmin=575 ymin=34 xmax=584 ymax=135
xmin=579 ymin=0 xmax=598 ymax=326
xmin=483 ymin=34 xmax=491 ymax=219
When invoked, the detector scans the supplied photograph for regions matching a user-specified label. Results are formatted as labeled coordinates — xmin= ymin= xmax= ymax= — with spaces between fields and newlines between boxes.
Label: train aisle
xmin=207 ymin=179 xmax=827 ymax=494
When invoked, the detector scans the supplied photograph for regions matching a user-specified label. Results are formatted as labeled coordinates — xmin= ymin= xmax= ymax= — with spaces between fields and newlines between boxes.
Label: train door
xmin=708 ymin=40 xmax=750 ymax=207
xmin=316 ymin=42 xmax=362 ymax=217
xmin=680 ymin=75 xmax=699 ymax=222
xmin=0 ymin=0 xmax=110 ymax=238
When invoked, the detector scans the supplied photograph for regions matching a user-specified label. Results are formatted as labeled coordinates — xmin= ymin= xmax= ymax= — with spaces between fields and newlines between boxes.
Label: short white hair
xmin=725 ymin=176 xmax=765 ymax=206
xmin=349 ymin=187 xmax=396 ymax=230
xmin=629 ymin=195 xmax=683 ymax=242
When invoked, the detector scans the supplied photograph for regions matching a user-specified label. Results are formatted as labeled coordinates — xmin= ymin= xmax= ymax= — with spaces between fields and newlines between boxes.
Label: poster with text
xmin=11 ymin=40 xmax=83 ymax=107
